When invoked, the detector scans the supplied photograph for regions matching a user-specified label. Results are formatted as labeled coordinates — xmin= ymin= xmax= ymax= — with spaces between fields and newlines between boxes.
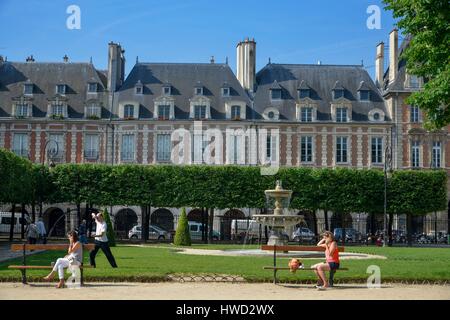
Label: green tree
xmin=174 ymin=208 xmax=191 ymax=246
xmin=102 ymin=208 xmax=116 ymax=247
xmin=383 ymin=0 xmax=450 ymax=129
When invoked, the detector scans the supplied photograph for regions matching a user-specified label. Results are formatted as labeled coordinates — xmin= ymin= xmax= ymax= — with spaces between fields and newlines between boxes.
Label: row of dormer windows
xmin=270 ymin=87 xmax=371 ymax=102
xmin=134 ymin=83 xmax=232 ymax=98
xmin=22 ymin=82 xmax=99 ymax=95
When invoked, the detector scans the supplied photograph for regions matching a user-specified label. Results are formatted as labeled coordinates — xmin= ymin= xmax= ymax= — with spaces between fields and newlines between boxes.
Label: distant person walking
xmin=27 ymin=222 xmax=39 ymax=245
xmin=36 ymin=217 xmax=47 ymax=244
xmin=78 ymin=219 xmax=87 ymax=244
xmin=311 ymin=231 xmax=340 ymax=290
xmin=89 ymin=212 xmax=117 ymax=268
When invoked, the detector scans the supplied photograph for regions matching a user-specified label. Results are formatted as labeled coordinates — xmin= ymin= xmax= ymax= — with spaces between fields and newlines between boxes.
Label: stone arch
xmin=187 ymin=209 xmax=203 ymax=223
xmin=114 ymin=208 xmax=138 ymax=239
xmin=330 ymin=212 xmax=353 ymax=230
xmin=151 ymin=208 xmax=174 ymax=232
xmin=221 ymin=209 xmax=246 ymax=241
xmin=366 ymin=213 xmax=384 ymax=235
xmin=43 ymin=207 xmax=65 ymax=237
xmin=296 ymin=210 xmax=317 ymax=234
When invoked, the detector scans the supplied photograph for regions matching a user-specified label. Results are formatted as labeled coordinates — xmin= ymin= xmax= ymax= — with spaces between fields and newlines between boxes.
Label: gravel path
xmin=0 ymin=282 xmax=449 ymax=300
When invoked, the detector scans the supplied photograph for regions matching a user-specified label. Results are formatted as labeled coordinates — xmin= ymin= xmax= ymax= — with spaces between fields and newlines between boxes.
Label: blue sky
xmin=0 ymin=0 xmax=402 ymax=79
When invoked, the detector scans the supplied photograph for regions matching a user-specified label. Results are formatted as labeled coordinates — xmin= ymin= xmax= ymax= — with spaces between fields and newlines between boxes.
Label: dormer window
xmin=333 ymin=89 xmax=344 ymax=100
xmin=24 ymin=83 xmax=33 ymax=95
xmin=15 ymin=103 xmax=29 ymax=118
xmin=222 ymin=87 xmax=230 ymax=97
xmin=163 ymin=86 xmax=171 ymax=96
xmin=85 ymin=102 xmax=101 ymax=119
xmin=300 ymin=107 xmax=313 ymax=122
xmin=298 ymin=89 xmax=310 ymax=99
xmin=124 ymin=104 xmax=134 ymax=119
xmin=336 ymin=107 xmax=348 ymax=122
xmin=195 ymin=87 xmax=203 ymax=96
xmin=88 ymin=83 xmax=98 ymax=93
xmin=157 ymin=105 xmax=170 ymax=120
xmin=270 ymin=80 xmax=282 ymax=101
xmin=56 ymin=84 xmax=66 ymax=95
xmin=357 ymin=81 xmax=371 ymax=101
xmin=231 ymin=105 xmax=241 ymax=120
xmin=135 ymin=81 xmax=143 ymax=95
xmin=194 ymin=105 xmax=207 ymax=119
xmin=51 ymin=103 xmax=64 ymax=117
xmin=359 ymin=90 xmax=370 ymax=101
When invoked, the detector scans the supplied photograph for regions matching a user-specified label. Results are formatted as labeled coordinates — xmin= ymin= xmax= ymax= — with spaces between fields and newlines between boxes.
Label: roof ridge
xmin=268 ymin=63 xmax=364 ymax=68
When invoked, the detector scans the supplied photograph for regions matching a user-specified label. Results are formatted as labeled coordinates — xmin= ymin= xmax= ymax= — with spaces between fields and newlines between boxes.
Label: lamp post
xmin=383 ymin=134 xmax=393 ymax=247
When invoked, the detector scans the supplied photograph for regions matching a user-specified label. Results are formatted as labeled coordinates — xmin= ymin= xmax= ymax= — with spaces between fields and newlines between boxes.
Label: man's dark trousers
xmin=90 ymin=240 xmax=118 ymax=268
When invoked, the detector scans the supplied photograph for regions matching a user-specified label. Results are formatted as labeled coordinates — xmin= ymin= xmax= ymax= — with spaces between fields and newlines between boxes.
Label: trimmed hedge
xmin=0 ymin=148 xmax=447 ymax=216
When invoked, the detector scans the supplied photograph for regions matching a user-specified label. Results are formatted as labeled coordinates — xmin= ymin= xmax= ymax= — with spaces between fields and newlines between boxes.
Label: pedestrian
xmin=27 ymin=221 xmax=39 ymax=245
xmin=79 ymin=219 xmax=87 ymax=244
xmin=89 ymin=212 xmax=118 ymax=268
xmin=36 ymin=217 xmax=47 ymax=244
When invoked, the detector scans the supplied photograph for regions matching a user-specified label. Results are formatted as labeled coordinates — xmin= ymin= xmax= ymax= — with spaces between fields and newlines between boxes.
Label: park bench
xmin=261 ymin=245 xmax=348 ymax=285
xmin=8 ymin=243 xmax=95 ymax=285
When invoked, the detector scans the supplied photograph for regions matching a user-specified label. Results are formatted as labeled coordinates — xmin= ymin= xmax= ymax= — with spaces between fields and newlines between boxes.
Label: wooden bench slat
xmin=10 ymin=244 xmax=95 ymax=252
xmin=8 ymin=265 xmax=93 ymax=269
xmin=263 ymin=266 xmax=349 ymax=271
xmin=261 ymin=245 xmax=345 ymax=252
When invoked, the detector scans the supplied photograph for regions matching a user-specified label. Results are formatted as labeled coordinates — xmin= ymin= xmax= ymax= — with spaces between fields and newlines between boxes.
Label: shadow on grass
xmin=279 ymin=284 xmax=393 ymax=290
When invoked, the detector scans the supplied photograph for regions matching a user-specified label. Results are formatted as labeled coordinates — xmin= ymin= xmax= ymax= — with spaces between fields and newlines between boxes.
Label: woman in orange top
xmin=311 ymin=231 xmax=340 ymax=290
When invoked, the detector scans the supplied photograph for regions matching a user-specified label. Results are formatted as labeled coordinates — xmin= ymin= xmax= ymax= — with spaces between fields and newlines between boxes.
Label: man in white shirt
xmin=89 ymin=212 xmax=118 ymax=268
xmin=36 ymin=217 xmax=47 ymax=244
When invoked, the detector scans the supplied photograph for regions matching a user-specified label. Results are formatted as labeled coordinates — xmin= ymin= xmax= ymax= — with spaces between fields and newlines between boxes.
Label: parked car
xmin=291 ymin=227 xmax=315 ymax=243
xmin=230 ymin=219 xmax=260 ymax=241
xmin=128 ymin=225 xmax=171 ymax=240
xmin=0 ymin=212 xmax=29 ymax=234
xmin=333 ymin=228 xmax=361 ymax=242
xmin=188 ymin=221 xmax=220 ymax=241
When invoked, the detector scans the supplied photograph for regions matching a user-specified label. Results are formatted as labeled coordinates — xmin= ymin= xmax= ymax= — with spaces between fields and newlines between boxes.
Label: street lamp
xmin=383 ymin=133 xmax=393 ymax=247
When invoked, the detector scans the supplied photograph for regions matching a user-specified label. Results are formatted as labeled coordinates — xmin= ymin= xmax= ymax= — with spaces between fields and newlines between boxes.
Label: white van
xmin=230 ymin=219 xmax=261 ymax=241
xmin=0 ymin=212 xmax=29 ymax=234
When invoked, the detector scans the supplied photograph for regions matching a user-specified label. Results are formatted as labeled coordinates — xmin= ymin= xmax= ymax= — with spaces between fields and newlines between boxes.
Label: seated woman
xmin=43 ymin=230 xmax=82 ymax=288
xmin=311 ymin=231 xmax=340 ymax=290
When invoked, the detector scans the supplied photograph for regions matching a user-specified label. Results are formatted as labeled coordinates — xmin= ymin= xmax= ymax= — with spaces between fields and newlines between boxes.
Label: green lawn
xmin=1 ymin=245 xmax=450 ymax=283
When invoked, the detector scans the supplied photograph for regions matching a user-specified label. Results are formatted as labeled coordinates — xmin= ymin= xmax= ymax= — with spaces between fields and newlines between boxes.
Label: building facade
xmin=0 ymin=33 xmax=448 ymax=239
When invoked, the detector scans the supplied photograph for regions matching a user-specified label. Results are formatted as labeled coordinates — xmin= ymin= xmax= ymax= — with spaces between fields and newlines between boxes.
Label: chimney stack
xmin=63 ymin=54 xmax=69 ymax=63
xmin=389 ymin=29 xmax=398 ymax=83
xmin=107 ymin=42 xmax=126 ymax=91
xmin=375 ymin=42 xmax=384 ymax=87
xmin=236 ymin=38 xmax=256 ymax=92
xmin=210 ymin=56 xmax=215 ymax=64
xmin=26 ymin=55 xmax=35 ymax=62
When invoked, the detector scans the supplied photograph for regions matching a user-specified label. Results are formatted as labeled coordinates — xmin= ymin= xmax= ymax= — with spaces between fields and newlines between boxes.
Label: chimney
xmin=107 ymin=42 xmax=126 ymax=92
xmin=375 ymin=42 xmax=384 ymax=87
xmin=236 ymin=38 xmax=256 ymax=92
xmin=26 ymin=55 xmax=35 ymax=62
xmin=210 ymin=56 xmax=215 ymax=64
xmin=63 ymin=54 xmax=69 ymax=63
xmin=389 ymin=29 xmax=398 ymax=83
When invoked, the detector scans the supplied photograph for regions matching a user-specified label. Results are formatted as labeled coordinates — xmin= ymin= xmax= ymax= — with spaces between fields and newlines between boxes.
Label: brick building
xmin=0 ymin=32 xmax=448 ymax=239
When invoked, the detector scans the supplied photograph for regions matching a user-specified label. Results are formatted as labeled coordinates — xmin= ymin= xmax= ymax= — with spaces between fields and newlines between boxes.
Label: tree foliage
xmin=383 ymin=0 xmax=450 ymax=129
xmin=173 ymin=208 xmax=191 ymax=246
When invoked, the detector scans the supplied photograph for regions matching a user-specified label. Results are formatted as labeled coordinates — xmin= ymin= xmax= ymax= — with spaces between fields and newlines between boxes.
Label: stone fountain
xmin=252 ymin=180 xmax=305 ymax=246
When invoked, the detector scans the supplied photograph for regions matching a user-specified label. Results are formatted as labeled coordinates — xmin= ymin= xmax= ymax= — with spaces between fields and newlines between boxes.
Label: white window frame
xmin=156 ymin=134 xmax=171 ymax=162
xmin=371 ymin=137 xmax=383 ymax=164
xmin=432 ymin=141 xmax=442 ymax=168
xmin=85 ymin=103 xmax=101 ymax=118
xmin=48 ymin=133 xmax=65 ymax=161
xmin=121 ymin=134 xmax=135 ymax=162
xmin=300 ymin=136 xmax=313 ymax=163
xmin=84 ymin=134 xmax=99 ymax=160
xmin=410 ymin=105 xmax=419 ymax=123
xmin=87 ymin=83 xmax=98 ymax=93
xmin=23 ymin=84 xmax=33 ymax=95
xmin=336 ymin=107 xmax=348 ymax=123
xmin=56 ymin=84 xmax=66 ymax=95
xmin=411 ymin=141 xmax=420 ymax=168
xmin=12 ymin=133 xmax=29 ymax=158
xmin=336 ymin=136 xmax=348 ymax=164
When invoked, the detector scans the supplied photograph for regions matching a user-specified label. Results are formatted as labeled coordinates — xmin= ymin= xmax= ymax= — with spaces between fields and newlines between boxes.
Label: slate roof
xmin=383 ymin=34 xmax=413 ymax=92
xmin=114 ymin=63 xmax=251 ymax=120
xmin=254 ymin=63 xmax=387 ymax=121
xmin=0 ymin=62 xmax=108 ymax=118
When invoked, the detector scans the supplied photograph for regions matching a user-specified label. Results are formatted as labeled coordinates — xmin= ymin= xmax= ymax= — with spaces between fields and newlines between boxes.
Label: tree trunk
xmin=204 ymin=208 xmax=209 ymax=244
xmin=324 ymin=210 xmax=329 ymax=231
xmin=406 ymin=214 xmax=413 ymax=247
xmin=208 ymin=208 xmax=214 ymax=243
xmin=341 ymin=213 xmax=346 ymax=246
xmin=9 ymin=204 xmax=16 ymax=242
xmin=388 ymin=212 xmax=394 ymax=246
xmin=21 ymin=203 xmax=26 ymax=240
xmin=313 ymin=210 xmax=318 ymax=237
xmin=76 ymin=203 xmax=81 ymax=227
xmin=32 ymin=203 xmax=36 ymax=223
xmin=39 ymin=201 xmax=43 ymax=218
xmin=142 ymin=206 xmax=149 ymax=243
